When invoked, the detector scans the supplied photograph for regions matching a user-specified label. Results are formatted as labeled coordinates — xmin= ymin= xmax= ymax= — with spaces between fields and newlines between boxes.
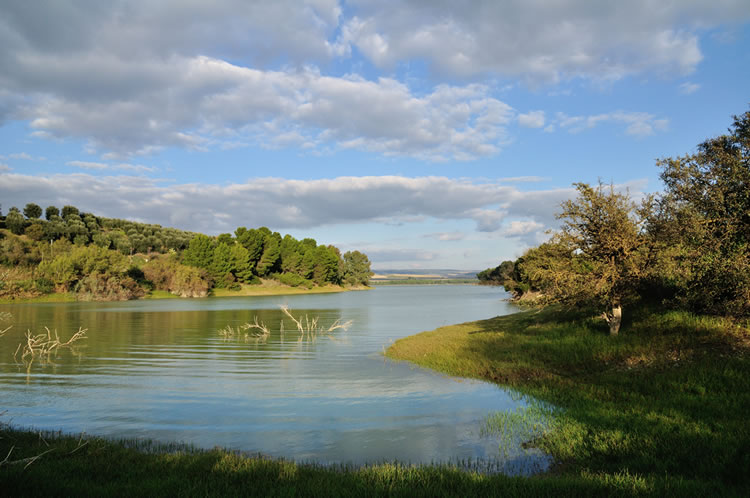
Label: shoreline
xmin=386 ymin=306 xmax=750 ymax=495
xmin=0 ymin=282 xmax=371 ymax=304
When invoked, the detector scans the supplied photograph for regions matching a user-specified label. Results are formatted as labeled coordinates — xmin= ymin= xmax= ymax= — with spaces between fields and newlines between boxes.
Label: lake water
xmin=0 ymin=285 xmax=550 ymax=474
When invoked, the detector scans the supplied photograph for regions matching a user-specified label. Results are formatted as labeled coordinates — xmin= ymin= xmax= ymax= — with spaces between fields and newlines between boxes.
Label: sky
xmin=1 ymin=1 xmax=749 ymax=270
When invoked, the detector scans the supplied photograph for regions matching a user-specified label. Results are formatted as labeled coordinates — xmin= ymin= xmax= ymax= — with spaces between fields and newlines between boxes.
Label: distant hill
xmin=370 ymin=269 xmax=478 ymax=283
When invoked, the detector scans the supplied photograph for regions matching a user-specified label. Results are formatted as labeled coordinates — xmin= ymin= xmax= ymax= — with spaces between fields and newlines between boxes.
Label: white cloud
xmin=67 ymin=161 xmax=156 ymax=173
xmin=7 ymin=56 xmax=514 ymax=161
xmin=9 ymin=152 xmax=32 ymax=160
xmin=0 ymin=164 xmax=11 ymax=172
xmin=678 ymin=82 xmax=701 ymax=95
xmin=425 ymin=232 xmax=466 ymax=241
xmin=67 ymin=161 xmax=109 ymax=170
xmin=0 ymin=172 xmax=584 ymax=235
xmin=335 ymin=1 xmax=750 ymax=83
xmin=0 ymin=1 xmax=744 ymax=161
xmin=553 ymin=111 xmax=669 ymax=136
xmin=518 ymin=111 xmax=546 ymax=128
xmin=503 ymin=220 xmax=544 ymax=237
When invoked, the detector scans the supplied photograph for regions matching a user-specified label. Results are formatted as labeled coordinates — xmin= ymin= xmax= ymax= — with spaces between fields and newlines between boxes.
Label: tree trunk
xmin=602 ymin=304 xmax=622 ymax=336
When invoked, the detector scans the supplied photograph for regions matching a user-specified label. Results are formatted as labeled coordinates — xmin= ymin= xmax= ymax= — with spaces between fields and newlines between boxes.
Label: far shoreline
xmin=0 ymin=281 xmax=371 ymax=304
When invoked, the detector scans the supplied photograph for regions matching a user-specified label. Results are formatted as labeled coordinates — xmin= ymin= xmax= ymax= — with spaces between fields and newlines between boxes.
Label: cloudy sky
xmin=1 ymin=1 xmax=749 ymax=270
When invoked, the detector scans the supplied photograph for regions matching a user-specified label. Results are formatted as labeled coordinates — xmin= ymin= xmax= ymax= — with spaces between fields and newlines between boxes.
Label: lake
xmin=0 ymin=285 xmax=550 ymax=474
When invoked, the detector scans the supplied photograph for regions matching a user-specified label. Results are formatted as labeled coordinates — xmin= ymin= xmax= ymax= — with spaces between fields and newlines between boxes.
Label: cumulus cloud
xmin=335 ymin=1 xmax=750 ymax=82
xmin=0 ymin=172 xmax=588 ymax=235
xmin=0 ymin=164 xmax=11 ymax=172
xmin=7 ymin=55 xmax=514 ymax=160
xmin=0 ymin=1 xmax=744 ymax=160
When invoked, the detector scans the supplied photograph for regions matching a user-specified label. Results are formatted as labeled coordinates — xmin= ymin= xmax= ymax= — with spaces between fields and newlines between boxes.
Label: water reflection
xmin=0 ymin=285 xmax=552 ymax=474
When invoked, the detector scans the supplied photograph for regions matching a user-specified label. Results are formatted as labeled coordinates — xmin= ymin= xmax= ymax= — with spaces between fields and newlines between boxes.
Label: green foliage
xmin=477 ymin=260 xmax=515 ymax=286
xmin=24 ymin=221 xmax=45 ymax=241
xmin=520 ymin=182 xmax=649 ymax=333
xmin=44 ymin=205 xmax=59 ymax=220
xmin=342 ymin=250 xmax=372 ymax=286
xmin=312 ymin=245 xmax=341 ymax=285
xmin=649 ymin=109 xmax=750 ymax=317
xmin=23 ymin=202 xmax=42 ymax=219
xmin=209 ymin=242 xmax=233 ymax=287
xmin=183 ymin=234 xmax=214 ymax=269
xmin=273 ymin=272 xmax=314 ymax=288
xmin=5 ymin=207 xmax=26 ymax=235
xmin=142 ymin=256 xmax=212 ymax=297
xmin=256 ymin=230 xmax=281 ymax=277
xmin=2 ymin=203 xmax=368 ymax=299
xmin=61 ymin=205 xmax=79 ymax=219
xmin=33 ymin=277 xmax=54 ymax=294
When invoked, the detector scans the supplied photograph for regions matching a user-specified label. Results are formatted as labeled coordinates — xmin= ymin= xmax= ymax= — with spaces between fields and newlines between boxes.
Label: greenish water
xmin=0 ymin=285 xmax=550 ymax=474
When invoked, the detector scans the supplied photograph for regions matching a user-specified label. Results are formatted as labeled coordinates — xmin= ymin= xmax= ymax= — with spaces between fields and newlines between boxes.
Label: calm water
xmin=0 ymin=285 xmax=550 ymax=473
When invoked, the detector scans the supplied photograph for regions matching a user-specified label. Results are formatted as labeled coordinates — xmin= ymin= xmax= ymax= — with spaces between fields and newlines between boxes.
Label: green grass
xmin=0 ymin=426 xmax=726 ymax=497
xmin=143 ymin=289 xmax=181 ymax=299
xmin=0 ymin=292 xmax=76 ymax=304
xmin=387 ymin=306 xmax=750 ymax=495
xmin=210 ymin=282 xmax=364 ymax=297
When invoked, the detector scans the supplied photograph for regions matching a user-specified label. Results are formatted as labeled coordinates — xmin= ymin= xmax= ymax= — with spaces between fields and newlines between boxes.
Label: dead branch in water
xmin=14 ymin=327 xmax=87 ymax=363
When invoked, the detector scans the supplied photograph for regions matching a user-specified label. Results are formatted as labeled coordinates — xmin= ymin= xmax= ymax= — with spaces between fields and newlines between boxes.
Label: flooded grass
xmin=386 ymin=306 xmax=750 ymax=495
xmin=0 ymin=424 xmax=723 ymax=497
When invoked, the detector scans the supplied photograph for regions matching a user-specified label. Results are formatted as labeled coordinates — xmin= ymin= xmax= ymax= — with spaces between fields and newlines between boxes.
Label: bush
xmin=34 ymin=277 xmax=54 ymax=294
xmin=274 ymin=272 xmax=314 ymax=289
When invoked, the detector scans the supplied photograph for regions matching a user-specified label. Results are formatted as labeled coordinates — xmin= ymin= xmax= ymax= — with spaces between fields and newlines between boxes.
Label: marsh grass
xmin=0 ymin=423 xmax=726 ymax=497
xmin=387 ymin=306 xmax=750 ymax=495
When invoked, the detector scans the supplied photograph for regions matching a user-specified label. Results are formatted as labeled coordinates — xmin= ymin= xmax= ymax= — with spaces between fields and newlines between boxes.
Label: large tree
xmin=522 ymin=182 xmax=650 ymax=335
xmin=650 ymin=109 xmax=750 ymax=316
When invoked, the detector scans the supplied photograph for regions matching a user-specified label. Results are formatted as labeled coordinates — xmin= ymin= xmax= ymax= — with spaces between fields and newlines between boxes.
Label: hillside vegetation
xmin=0 ymin=208 xmax=372 ymax=301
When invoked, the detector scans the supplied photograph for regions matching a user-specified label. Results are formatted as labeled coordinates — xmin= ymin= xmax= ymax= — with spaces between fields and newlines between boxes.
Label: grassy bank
xmin=211 ymin=281 xmax=364 ymax=297
xmin=2 ymin=282 xmax=366 ymax=303
xmin=0 ymin=292 xmax=76 ymax=304
xmin=0 ymin=425 xmax=721 ymax=497
xmin=387 ymin=306 xmax=750 ymax=495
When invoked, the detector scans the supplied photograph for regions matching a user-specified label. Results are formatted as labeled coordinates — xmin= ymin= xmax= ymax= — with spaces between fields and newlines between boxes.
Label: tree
xmin=522 ymin=182 xmax=650 ymax=335
xmin=24 ymin=222 xmax=45 ymax=241
xmin=61 ymin=205 xmax=80 ymax=219
xmin=183 ymin=234 xmax=214 ymax=269
xmin=650 ymin=109 xmax=750 ymax=316
xmin=477 ymin=260 xmax=515 ymax=286
xmin=45 ymin=206 xmax=60 ymax=220
xmin=23 ymin=203 xmax=42 ymax=219
xmin=5 ymin=207 xmax=26 ymax=235
xmin=312 ymin=245 xmax=341 ymax=285
xmin=342 ymin=250 xmax=372 ymax=286
xmin=236 ymin=228 xmax=265 ymax=271
xmin=256 ymin=231 xmax=281 ymax=277
xmin=217 ymin=233 xmax=233 ymax=246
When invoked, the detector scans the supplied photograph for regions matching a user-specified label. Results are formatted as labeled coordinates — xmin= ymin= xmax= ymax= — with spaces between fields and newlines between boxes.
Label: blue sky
xmin=1 ymin=1 xmax=749 ymax=270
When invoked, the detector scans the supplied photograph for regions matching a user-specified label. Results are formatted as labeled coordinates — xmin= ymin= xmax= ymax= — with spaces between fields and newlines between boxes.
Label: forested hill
xmin=0 ymin=204 xmax=372 ymax=301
